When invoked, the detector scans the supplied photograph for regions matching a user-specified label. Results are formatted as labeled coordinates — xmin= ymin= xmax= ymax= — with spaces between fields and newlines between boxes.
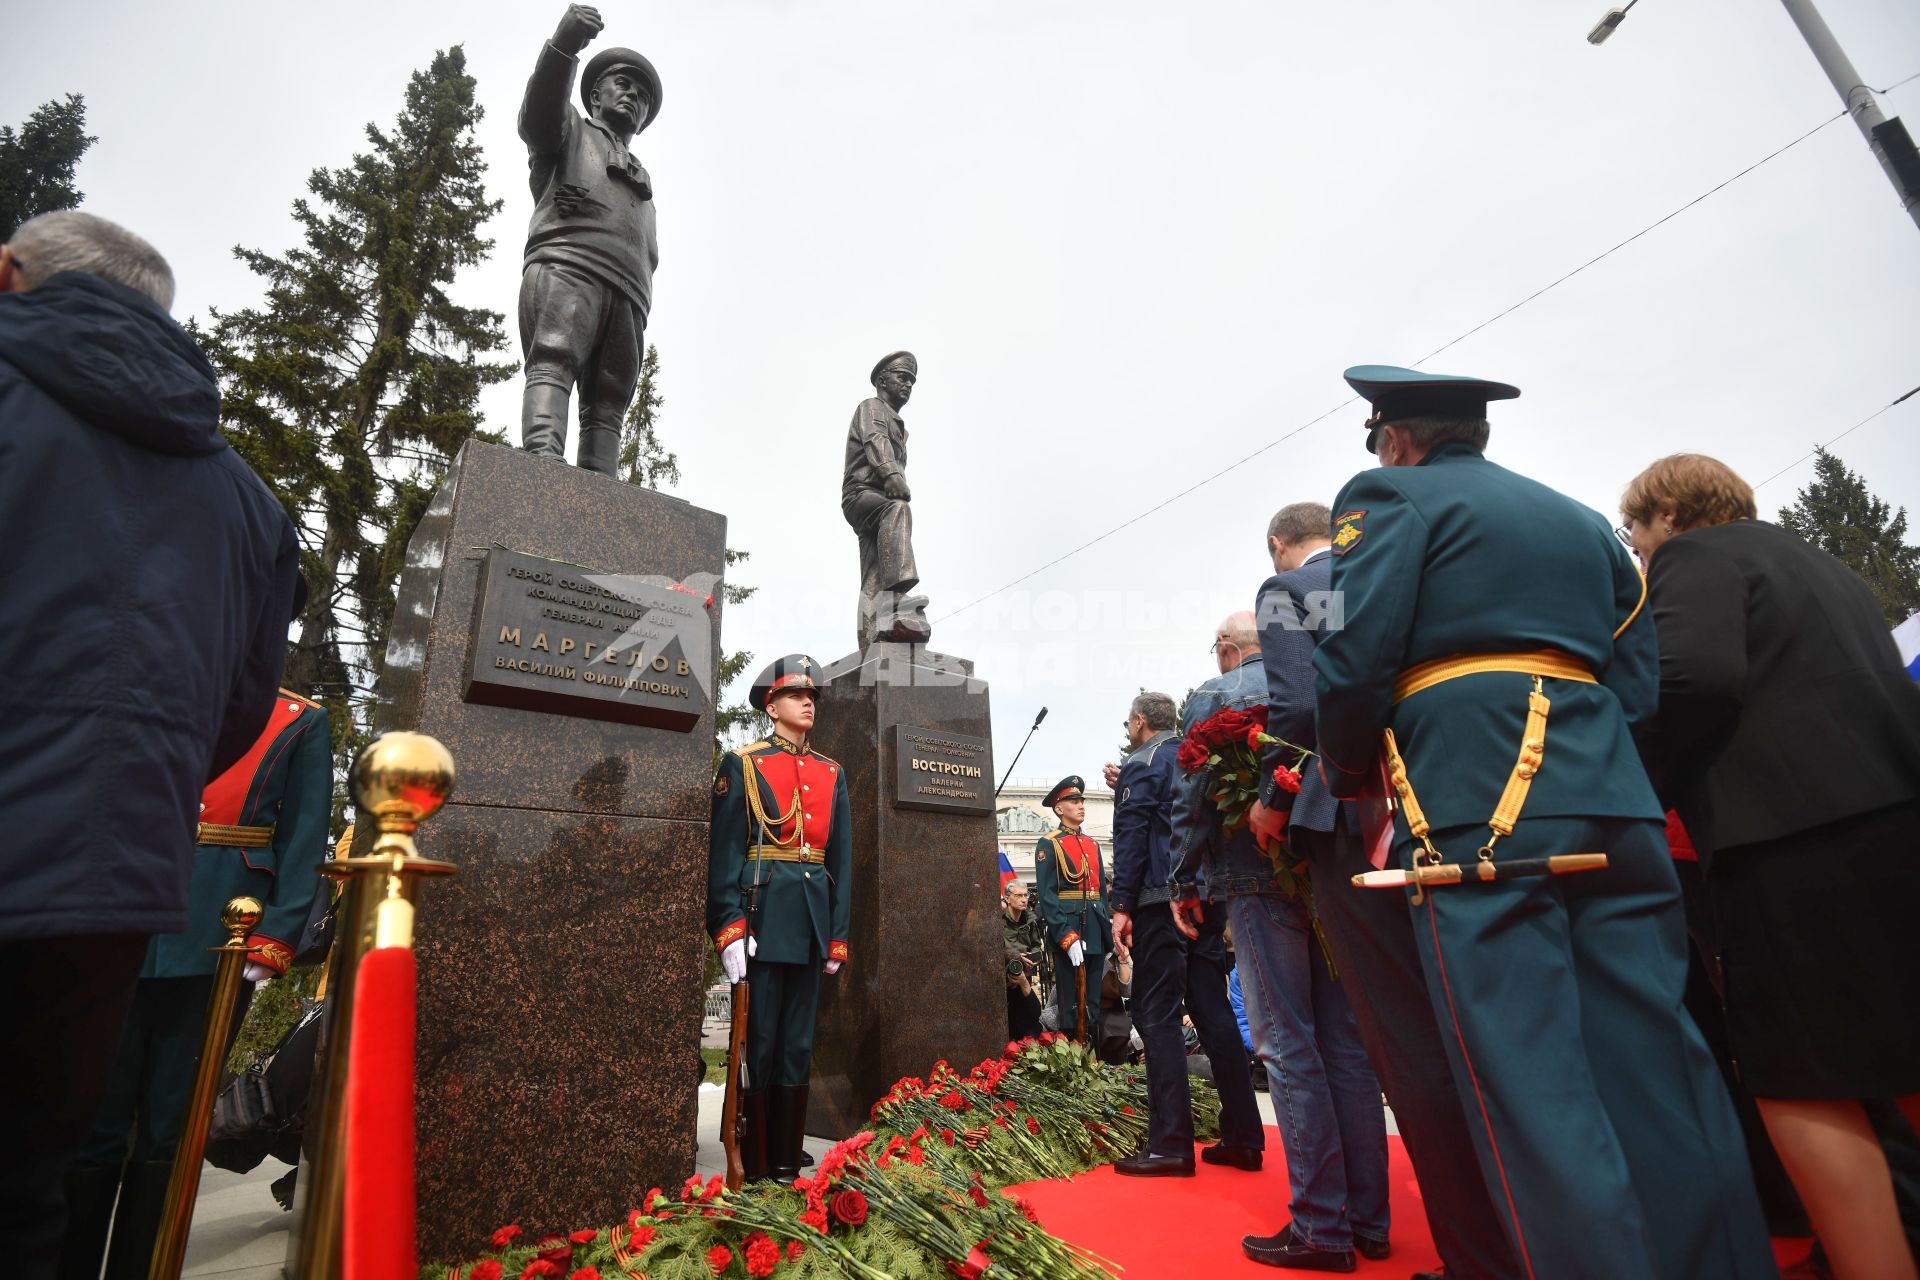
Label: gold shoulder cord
xmin=739 ymin=752 xmax=802 ymax=847
xmin=1385 ymin=675 xmax=1553 ymax=904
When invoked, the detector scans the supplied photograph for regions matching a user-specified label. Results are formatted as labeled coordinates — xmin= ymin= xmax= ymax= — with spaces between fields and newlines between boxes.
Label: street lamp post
xmin=1587 ymin=0 xmax=1920 ymax=231
xmin=1776 ymin=0 xmax=1920 ymax=231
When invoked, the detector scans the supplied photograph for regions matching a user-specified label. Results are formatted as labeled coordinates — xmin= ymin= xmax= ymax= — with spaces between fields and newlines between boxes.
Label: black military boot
xmin=101 ymin=1161 xmax=173 ymax=1280
xmin=57 ymin=1161 xmax=123 ymax=1280
xmin=741 ymin=1088 xmax=770 ymax=1183
xmin=769 ymin=1083 xmax=809 ymax=1183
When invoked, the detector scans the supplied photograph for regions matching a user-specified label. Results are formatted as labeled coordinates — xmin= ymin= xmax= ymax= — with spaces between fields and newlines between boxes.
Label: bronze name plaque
xmin=890 ymin=725 xmax=994 ymax=814
xmin=463 ymin=548 xmax=710 ymax=732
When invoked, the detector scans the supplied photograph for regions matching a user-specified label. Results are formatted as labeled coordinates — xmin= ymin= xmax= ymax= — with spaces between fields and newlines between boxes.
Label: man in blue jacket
xmin=1313 ymin=364 xmax=1772 ymax=1279
xmin=1251 ymin=501 xmax=1515 ymax=1280
xmin=0 ymin=211 xmax=299 ymax=1278
xmin=1172 ymin=613 xmax=1387 ymax=1271
xmin=1109 ymin=692 xmax=1262 ymax=1178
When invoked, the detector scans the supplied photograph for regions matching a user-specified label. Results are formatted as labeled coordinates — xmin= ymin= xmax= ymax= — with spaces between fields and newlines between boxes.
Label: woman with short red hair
xmin=1625 ymin=453 xmax=1920 ymax=1280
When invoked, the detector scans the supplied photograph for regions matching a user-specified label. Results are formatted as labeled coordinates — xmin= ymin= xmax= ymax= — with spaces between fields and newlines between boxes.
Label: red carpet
xmin=1012 ymin=1127 xmax=1815 ymax=1278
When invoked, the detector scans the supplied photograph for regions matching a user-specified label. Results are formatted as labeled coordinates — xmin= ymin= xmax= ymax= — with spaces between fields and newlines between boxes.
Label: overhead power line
xmin=1753 ymin=383 xmax=1920 ymax=493
xmin=936 ymin=89 xmax=1908 ymax=626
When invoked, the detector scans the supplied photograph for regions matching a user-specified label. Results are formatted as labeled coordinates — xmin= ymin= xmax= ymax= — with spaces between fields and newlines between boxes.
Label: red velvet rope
xmin=346 ymin=946 xmax=418 ymax=1279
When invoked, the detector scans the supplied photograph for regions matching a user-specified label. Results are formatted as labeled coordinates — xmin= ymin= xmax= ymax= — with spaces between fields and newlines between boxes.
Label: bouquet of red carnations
xmin=1175 ymin=704 xmax=1314 ymax=895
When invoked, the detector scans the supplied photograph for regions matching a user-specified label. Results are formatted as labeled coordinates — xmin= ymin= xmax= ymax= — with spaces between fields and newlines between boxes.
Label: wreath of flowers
xmin=431 ymin=1035 xmax=1220 ymax=1280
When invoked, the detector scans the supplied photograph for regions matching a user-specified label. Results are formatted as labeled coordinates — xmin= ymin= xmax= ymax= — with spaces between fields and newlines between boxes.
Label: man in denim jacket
xmin=1171 ymin=612 xmax=1386 ymax=1272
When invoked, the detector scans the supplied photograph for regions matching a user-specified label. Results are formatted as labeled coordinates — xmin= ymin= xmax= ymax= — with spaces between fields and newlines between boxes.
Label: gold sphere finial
xmin=222 ymin=896 xmax=264 ymax=939
xmin=351 ymin=732 xmax=456 ymax=829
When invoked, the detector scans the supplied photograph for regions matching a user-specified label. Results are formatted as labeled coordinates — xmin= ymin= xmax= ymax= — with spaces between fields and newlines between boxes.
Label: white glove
xmin=1067 ymin=940 xmax=1085 ymax=967
xmin=720 ymin=939 xmax=747 ymax=984
xmin=747 ymin=935 xmax=758 ymax=957
xmin=823 ymin=959 xmax=842 ymax=975
xmin=243 ymin=961 xmax=274 ymax=983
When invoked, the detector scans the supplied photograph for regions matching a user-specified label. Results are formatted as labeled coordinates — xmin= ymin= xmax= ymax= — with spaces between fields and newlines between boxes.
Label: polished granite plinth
xmin=325 ymin=441 xmax=725 ymax=1262
xmin=803 ymin=644 xmax=1005 ymax=1138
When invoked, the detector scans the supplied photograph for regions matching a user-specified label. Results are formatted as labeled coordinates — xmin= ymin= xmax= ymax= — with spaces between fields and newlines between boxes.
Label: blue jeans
xmin=1229 ymin=892 xmax=1390 ymax=1251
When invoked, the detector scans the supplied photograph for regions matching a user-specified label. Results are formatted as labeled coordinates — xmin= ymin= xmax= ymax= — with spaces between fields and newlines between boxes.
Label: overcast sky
xmin=10 ymin=0 xmax=1918 ymax=789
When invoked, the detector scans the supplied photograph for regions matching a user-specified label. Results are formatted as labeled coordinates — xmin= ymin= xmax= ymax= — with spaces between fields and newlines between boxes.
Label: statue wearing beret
xmin=842 ymin=351 xmax=931 ymax=648
xmin=517 ymin=4 xmax=663 ymax=475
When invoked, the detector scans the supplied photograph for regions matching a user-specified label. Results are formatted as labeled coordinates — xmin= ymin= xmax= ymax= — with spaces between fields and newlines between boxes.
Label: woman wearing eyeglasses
xmin=1623 ymin=452 xmax=1920 ymax=1280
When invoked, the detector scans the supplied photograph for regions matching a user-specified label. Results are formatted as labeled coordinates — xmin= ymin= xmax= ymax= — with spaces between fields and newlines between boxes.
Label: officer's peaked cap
xmin=870 ymin=351 xmax=918 ymax=386
xmin=582 ymin=47 xmax=663 ymax=131
xmin=1043 ymin=776 xmax=1086 ymax=810
xmin=749 ymin=654 xmax=822 ymax=712
xmin=1345 ymin=364 xmax=1519 ymax=454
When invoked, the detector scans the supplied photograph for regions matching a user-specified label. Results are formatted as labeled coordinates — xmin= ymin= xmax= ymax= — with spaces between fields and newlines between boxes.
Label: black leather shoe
xmin=1410 ymin=1272 xmax=1448 ymax=1280
xmin=1241 ymin=1224 xmax=1356 ymax=1272
xmin=1355 ymin=1235 xmax=1390 ymax=1261
xmin=1113 ymin=1152 xmax=1195 ymax=1177
xmin=1201 ymin=1142 xmax=1263 ymax=1171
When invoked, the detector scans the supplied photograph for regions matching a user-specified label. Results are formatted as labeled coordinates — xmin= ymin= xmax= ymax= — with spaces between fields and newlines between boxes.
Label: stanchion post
xmin=296 ymin=732 xmax=456 ymax=1280
xmin=148 ymin=895 xmax=263 ymax=1280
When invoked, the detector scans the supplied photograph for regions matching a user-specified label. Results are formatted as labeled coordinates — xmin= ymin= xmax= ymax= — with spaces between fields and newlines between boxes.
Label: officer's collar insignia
xmin=1332 ymin=509 xmax=1366 ymax=555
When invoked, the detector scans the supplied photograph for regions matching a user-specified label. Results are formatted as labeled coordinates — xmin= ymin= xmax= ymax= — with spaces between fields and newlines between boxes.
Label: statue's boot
xmin=520 ymin=383 xmax=572 ymax=459
xmin=577 ymin=413 xmax=621 ymax=476
xmin=769 ymin=1083 xmax=810 ymax=1183
xmin=741 ymin=1088 xmax=770 ymax=1183
xmin=56 ymin=1160 xmax=121 ymax=1280
xmin=100 ymin=1161 xmax=172 ymax=1280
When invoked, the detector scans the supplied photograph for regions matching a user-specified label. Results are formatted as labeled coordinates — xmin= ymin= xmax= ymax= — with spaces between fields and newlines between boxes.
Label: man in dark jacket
xmin=1251 ymin=501 xmax=1516 ymax=1280
xmin=1110 ymin=691 xmax=1263 ymax=1178
xmin=0 ymin=210 xmax=298 ymax=1277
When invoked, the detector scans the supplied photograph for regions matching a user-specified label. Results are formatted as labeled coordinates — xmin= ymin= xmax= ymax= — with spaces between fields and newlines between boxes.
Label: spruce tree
xmin=619 ymin=343 xmax=680 ymax=489
xmin=201 ymin=47 xmax=515 ymax=761
xmin=0 ymin=94 xmax=96 ymax=238
xmin=1779 ymin=447 xmax=1920 ymax=626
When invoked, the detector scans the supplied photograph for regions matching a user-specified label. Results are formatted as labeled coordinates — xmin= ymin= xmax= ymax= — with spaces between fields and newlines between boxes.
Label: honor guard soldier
xmin=706 ymin=655 xmax=851 ymax=1182
xmin=61 ymin=689 xmax=331 ymax=1280
xmin=1313 ymin=365 xmax=1773 ymax=1279
xmin=1031 ymin=776 xmax=1112 ymax=1042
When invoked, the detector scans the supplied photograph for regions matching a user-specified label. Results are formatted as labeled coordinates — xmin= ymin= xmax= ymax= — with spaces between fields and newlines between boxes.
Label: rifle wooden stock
xmin=1073 ymin=966 xmax=1088 ymax=1044
xmin=720 ymin=981 xmax=751 ymax=1190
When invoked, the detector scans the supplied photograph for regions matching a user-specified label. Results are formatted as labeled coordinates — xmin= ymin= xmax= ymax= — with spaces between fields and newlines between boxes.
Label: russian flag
xmin=1897 ymin=611 xmax=1920 ymax=681
xmin=998 ymin=849 xmax=1018 ymax=890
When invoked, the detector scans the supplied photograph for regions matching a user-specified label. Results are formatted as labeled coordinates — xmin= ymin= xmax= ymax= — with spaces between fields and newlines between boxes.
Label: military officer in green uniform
xmin=61 ymin=689 xmax=331 ymax=1280
xmin=1312 ymin=365 xmax=1773 ymax=1279
xmin=707 ymin=655 xmax=852 ymax=1183
xmin=1031 ymin=776 xmax=1112 ymax=1042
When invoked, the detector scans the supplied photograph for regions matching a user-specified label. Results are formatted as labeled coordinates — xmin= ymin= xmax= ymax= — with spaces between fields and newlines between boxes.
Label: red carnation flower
xmin=705 ymin=1244 xmax=733 ymax=1275
xmin=941 ymin=1127 xmax=956 ymax=1145
xmin=489 ymin=1225 xmax=523 ymax=1251
xmin=787 ymin=1240 xmax=805 ymax=1262
xmin=802 ymin=1206 xmax=829 ymax=1234
xmin=568 ymin=1230 xmax=597 ymax=1245
xmin=743 ymin=1232 xmax=780 ymax=1279
xmin=1246 ymin=723 xmax=1267 ymax=750
xmin=534 ymin=1236 xmax=572 ymax=1266
xmin=829 ymin=1188 xmax=869 ymax=1227
xmin=1016 ymin=1196 xmax=1041 ymax=1224
xmin=518 ymin=1263 xmax=560 ymax=1280
xmin=628 ymin=1223 xmax=657 ymax=1250
xmin=470 ymin=1264 xmax=503 ymax=1280
xmin=1025 ymin=1116 xmax=1041 ymax=1135
xmin=939 ymin=1090 xmax=966 ymax=1110
xmin=1273 ymin=765 xmax=1303 ymax=794
xmin=570 ymin=1270 xmax=601 ymax=1280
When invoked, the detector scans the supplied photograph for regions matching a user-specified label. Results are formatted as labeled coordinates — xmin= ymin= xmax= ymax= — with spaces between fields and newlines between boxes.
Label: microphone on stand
xmin=993 ymin=706 xmax=1048 ymax=802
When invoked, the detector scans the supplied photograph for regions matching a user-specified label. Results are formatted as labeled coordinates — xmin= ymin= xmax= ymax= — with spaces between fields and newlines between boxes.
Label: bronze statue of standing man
xmin=843 ymin=351 xmax=931 ymax=648
xmin=517 ymin=5 xmax=662 ymax=475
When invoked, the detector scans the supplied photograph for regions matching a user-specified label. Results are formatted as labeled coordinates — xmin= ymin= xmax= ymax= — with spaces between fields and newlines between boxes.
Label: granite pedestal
xmin=803 ymin=644 xmax=1005 ymax=1138
xmin=340 ymin=441 xmax=725 ymax=1261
